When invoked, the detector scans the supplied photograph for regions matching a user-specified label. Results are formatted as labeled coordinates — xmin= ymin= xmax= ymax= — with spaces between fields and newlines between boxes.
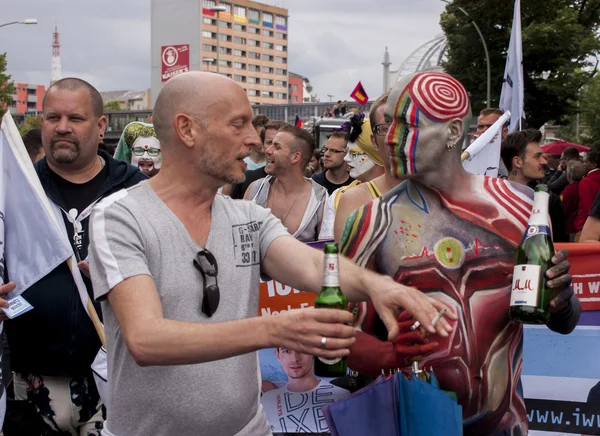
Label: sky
xmin=1 ymin=0 xmax=447 ymax=102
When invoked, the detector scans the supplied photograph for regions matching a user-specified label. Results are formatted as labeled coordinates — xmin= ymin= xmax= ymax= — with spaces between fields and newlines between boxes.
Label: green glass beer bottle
xmin=313 ymin=243 xmax=348 ymax=377
xmin=509 ymin=184 xmax=555 ymax=324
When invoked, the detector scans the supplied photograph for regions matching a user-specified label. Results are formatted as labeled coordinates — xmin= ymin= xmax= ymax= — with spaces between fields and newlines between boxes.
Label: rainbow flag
xmin=350 ymin=81 xmax=369 ymax=105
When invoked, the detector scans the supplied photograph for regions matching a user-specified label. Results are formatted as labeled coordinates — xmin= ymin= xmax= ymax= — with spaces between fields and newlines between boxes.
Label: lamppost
xmin=0 ymin=18 xmax=38 ymax=29
xmin=327 ymin=94 xmax=334 ymax=102
xmin=209 ymin=6 xmax=227 ymax=74
xmin=440 ymin=0 xmax=491 ymax=108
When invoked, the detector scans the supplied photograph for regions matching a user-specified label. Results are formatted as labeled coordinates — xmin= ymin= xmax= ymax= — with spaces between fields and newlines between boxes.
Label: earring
xmin=446 ymin=141 xmax=455 ymax=152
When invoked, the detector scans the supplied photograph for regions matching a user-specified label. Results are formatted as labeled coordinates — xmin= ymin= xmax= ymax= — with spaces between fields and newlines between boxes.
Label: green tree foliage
xmin=104 ymin=100 xmax=121 ymax=111
xmin=18 ymin=115 xmax=43 ymax=136
xmin=0 ymin=53 xmax=16 ymax=118
xmin=440 ymin=0 xmax=600 ymax=128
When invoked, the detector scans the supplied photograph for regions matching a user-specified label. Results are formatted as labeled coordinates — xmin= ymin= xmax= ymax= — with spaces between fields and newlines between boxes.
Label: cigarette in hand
xmin=410 ymin=308 xmax=447 ymax=332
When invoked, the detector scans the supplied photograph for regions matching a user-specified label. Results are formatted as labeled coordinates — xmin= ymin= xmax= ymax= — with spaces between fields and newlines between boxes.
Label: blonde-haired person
xmin=318 ymin=112 xmax=384 ymax=240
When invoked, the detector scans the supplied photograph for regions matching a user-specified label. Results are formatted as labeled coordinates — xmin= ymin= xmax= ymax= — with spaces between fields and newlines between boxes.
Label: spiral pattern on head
xmin=408 ymin=73 xmax=470 ymax=122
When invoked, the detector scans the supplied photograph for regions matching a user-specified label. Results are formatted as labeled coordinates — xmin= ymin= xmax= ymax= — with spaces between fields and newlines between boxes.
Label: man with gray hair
xmin=88 ymin=72 xmax=455 ymax=436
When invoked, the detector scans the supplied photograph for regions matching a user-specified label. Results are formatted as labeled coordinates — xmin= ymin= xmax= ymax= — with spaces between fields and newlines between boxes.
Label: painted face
xmin=384 ymin=73 xmax=470 ymax=178
xmin=344 ymin=143 xmax=375 ymax=180
xmin=275 ymin=348 xmax=313 ymax=380
xmin=131 ymin=136 xmax=161 ymax=177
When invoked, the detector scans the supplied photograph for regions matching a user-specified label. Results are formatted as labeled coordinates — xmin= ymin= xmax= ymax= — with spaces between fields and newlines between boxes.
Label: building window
xmin=293 ymin=84 xmax=298 ymax=91
xmin=263 ymin=13 xmax=273 ymax=25
xmin=247 ymin=77 xmax=258 ymax=84
xmin=293 ymin=96 xmax=298 ymax=103
xmin=234 ymin=36 xmax=246 ymax=44
xmin=263 ymin=54 xmax=272 ymax=61
xmin=203 ymin=17 xmax=215 ymax=25
xmin=248 ymin=26 xmax=259 ymax=34
xmin=247 ymin=39 xmax=258 ymax=46
xmin=218 ymin=60 xmax=230 ymax=67
xmin=233 ymin=6 xmax=246 ymax=17
xmin=234 ymin=49 xmax=246 ymax=56
xmin=218 ymin=47 xmax=231 ymax=54
xmin=218 ymin=34 xmax=231 ymax=41
xmin=233 ymin=62 xmax=246 ymax=69
xmin=248 ymin=9 xmax=260 ymax=24
xmin=262 ymin=66 xmax=273 ymax=74
xmin=248 ymin=89 xmax=258 ymax=97
xmin=276 ymin=15 xmax=287 ymax=28
xmin=234 ymin=74 xmax=246 ymax=82
xmin=248 ymin=52 xmax=260 ymax=59
xmin=262 ymin=91 xmax=272 ymax=98
xmin=275 ymin=92 xmax=286 ymax=99
xmin=262 ymin=29 xmax=273 ymax=37
xmin=233 ymin=24 xmax=246 ymax=31
xmin=202 ymin=30 xmax=214 ymax=38
xmin=249 ymin=64 xmax=259 ymax=72
xmin=275 ymin=80 xmax=287 ymax=87
xmin=203 ymin=44 xmax=215 ymax=52
xmin=275 ymin=56 xmax=286 ymax=64
xmin=275 ymin=32 xmax=287 ymax=39
xmin=262 ymin=41 xmax=273 ymax=49
xmin=203 ymin=0 xmax=216 ymax=8
xmin=218 ymin=20 xmax=231 ymax=29
xmin=220 ymin=2 xmax=232 ymax=13
xmin=275 ymin=44 xmax=285 ymax=51
xmin=262 ymin=78 xmax=272 ymax=86
xmin=275 ymin=68 xmax=287 ymax=75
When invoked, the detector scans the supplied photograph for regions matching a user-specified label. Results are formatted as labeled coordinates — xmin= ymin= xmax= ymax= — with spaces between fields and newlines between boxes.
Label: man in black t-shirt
xmin=312 ymin=132 xmax=354 ymax=195
xmin=2 ymin=78 xmax=146 ymax=435
xmin=580 ymin=191 xmax=600 ymax=242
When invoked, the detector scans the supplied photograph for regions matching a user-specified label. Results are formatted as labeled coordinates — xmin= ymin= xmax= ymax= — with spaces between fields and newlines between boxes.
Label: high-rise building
xmin=200 ymin=0 xmax=288 ymax=105
xmin=8 ymin=83 xmax=45 ymax=115
xmin=51 ymin=25 xmax=62 ymax=84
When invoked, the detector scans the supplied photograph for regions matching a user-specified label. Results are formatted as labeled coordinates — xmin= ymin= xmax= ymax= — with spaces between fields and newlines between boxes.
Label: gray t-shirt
xmin=89 ymin=182 xmax=289 ymax=436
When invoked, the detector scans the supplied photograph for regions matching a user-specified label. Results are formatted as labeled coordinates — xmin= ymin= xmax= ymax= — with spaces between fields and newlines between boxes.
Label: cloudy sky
xmin=1 ymin=0 xmax=447 ymax=102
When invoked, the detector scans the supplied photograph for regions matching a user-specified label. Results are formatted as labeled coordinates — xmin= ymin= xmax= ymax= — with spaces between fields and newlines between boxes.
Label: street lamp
xmin=209 ymin=5 xmax=228 ymax=74
xmin=0 ymin=18 xmax=38 ymax=28
xmin=327 ymin=94 xmax=334 ymax=102
xmin=440 ymin=0 xmax=491 ymax=108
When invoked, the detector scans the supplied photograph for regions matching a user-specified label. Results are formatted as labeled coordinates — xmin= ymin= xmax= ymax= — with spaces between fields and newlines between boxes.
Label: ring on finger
xmin=320 ymin=336 xmax=328 ymax=349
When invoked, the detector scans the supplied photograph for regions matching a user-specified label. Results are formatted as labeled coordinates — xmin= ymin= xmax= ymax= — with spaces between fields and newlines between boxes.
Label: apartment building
xmin=200 ymin=0 xmax=288 ymax=105
xmin=8 ymin=83 xmax=45 ymax=115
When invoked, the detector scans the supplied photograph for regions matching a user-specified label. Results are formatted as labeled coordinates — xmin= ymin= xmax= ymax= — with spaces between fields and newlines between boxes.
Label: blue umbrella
xmin=323 ymin=373 xmax=401 ymax=436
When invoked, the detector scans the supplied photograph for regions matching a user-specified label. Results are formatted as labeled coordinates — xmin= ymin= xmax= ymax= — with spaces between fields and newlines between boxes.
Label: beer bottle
xmin=313 ymin=243 xmax=348 ymax=377
xmin=509 ymin=184 xmax=555 ymax=324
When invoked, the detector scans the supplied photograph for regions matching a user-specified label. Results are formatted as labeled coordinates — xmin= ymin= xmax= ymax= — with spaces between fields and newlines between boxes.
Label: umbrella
xmin=541 ymin=140 xmax=590 ymax=155
xmin=322 ymin=367 xmax=463 ymax=436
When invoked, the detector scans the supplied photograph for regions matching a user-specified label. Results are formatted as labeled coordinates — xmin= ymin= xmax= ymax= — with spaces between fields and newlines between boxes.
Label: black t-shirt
xmin=312 ymin=170 xmax=355 ymax=196
xmin=49 ymin=163 xmax=109 ymax=216
xmin=590 ymin=191 xmax=600 ymax=219
xmin=230 ymin=167 xmax=267 ymax=200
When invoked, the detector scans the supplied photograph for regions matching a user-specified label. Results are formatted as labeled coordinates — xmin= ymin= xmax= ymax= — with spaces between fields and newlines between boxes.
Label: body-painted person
xmin=341 ymin=72 xmax=579 ymax=436
xmin=114 ymin=121 xmax=161 ymax=177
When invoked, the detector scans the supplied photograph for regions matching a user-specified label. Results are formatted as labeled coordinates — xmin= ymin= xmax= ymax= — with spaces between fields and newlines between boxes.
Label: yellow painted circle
xmin=434 ymin=237 xmax=465 ymax=269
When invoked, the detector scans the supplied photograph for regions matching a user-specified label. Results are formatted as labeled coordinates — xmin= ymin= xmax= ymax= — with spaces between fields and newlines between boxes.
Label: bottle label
xmin=529 ymin=192 xmax=550 ymax=226
xmin=521 ymin=225 xmax=551 ymax=243
xmin=322 ymin=254 xmax=340 ymax=287
xmin=318 ymin=356 xmax=342 ymax=365
xmin=510 ymin=264 xmax=541 ymax=307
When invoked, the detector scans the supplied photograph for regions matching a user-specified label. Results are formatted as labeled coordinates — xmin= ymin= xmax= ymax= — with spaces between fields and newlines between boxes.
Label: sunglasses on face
xmin=193 ymin=249 xmax=220 ymax=317
xmin=372 ymin=124 xmax=390 ymax=136
xmin=132 ymin=147 xmax=160 ymax=157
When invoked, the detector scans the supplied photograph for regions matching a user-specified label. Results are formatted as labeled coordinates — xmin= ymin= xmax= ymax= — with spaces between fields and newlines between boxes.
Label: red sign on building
xmin=161 ymin=44 xmax=190 ymax=83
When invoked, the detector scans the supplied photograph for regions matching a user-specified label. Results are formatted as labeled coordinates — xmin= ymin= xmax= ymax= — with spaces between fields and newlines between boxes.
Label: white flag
xmin=0 ymin=113 xmax=73 ymax=424
xmin=499 ymin=0 xmax=524 ymax=132
xmin=462 ymin=110 xmax=511 ymax=177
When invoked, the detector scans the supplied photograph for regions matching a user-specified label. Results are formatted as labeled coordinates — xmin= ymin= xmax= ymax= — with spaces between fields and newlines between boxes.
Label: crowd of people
xmin=0 ymin=68 xmax=591 ymax=436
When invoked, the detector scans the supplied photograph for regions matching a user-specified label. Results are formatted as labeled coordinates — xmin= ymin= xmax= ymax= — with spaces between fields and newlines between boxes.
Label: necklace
xmin=280 ymin=191 xmax=301 ymax=225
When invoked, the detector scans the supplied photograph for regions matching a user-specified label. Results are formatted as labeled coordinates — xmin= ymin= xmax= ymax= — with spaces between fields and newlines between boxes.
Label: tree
xmin=0 ymin=53 xmax=16 ymax=118
xmin=18 ymin=115 xmax=43 ymax=136
xmin=440 ymin=0 xmax=600 ymax=128
xmin=104 ymin=100 xmax=121 ymax=111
